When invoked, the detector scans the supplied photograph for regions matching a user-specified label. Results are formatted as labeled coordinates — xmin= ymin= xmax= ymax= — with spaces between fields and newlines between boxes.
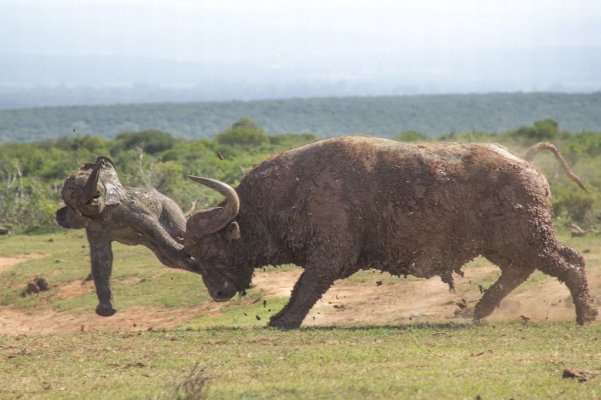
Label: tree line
xmin=1 ymin=93 xmax=601 ymax=143
xmin=1 ymin=118 xmax=600 ymax=233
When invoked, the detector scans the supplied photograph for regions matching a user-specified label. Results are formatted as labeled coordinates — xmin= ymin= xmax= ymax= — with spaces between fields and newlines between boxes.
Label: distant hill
xmin=1 ymin=92 xmax=600 ymax=142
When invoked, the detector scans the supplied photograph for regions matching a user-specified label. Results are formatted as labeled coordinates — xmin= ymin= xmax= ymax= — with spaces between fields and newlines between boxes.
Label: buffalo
xmin=184 ymin=137 xmax=597 ymax=329
xmin=56 ymin=156 xmax=201 ymax=316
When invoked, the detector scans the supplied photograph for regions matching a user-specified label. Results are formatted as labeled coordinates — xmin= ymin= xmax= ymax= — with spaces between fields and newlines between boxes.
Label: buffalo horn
xmin=188 ymin=176 xmax=240 ymax=233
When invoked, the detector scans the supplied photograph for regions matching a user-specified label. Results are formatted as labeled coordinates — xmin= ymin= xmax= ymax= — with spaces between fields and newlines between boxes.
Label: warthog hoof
xmin=96 ymin=303 xmax=117 ymax=317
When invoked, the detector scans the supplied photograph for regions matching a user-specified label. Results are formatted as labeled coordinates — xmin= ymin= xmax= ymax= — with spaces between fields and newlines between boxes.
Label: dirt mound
xmin=22 ymin=277 xmax=50 ymax=296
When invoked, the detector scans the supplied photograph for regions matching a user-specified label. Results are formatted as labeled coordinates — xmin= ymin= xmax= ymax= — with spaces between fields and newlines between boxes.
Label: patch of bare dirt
xmin=1 ymin=255 xmax=599 ymax=335
xmin=253 ymin=269 xmax=301 ymax=297
xmin=0 ymin=303 xmax=223 ymax=336
xmin=487 ymin=279 xmax=573 ymax=323
xmin=56 ymin=280 xmax=95 ymax=299
xmin=253 ymin=265 xmax=593 ymax=326
xmin=254 ymin=266 xmax=494 ymax=325
xmin=0 ymin=254 xmax=46 ymax=273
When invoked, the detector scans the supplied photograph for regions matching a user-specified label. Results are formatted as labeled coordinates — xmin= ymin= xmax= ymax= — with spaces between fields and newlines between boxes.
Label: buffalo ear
xmin=225 ymin=222 xmax=241 ymax=241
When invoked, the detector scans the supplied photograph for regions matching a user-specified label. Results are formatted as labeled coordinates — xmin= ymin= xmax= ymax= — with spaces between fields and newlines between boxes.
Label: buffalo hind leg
xmin=268 ymin=267 xmax=338 ymax=330
xmin=473 ymin=255 xmax=534 ymax=322
xmin=537 ymin=245 xmax=597 ymax=325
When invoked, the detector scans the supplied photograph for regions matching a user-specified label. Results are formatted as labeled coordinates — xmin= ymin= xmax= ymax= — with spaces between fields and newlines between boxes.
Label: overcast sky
xmin=3 ymin=0 xmax=600 ymax=57
xmin=1 ymin=0 xmax=600 ymax=95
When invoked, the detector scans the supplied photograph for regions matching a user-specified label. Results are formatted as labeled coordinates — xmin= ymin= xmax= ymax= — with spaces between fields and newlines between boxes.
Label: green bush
xmin=0 ymin=121 xmax=599 ymax=233
xmin=112 ymin=130 xmax=176 ymax=154
xmin=393 ymin=131 xmax=429 ymax=142
xmin=509 ymin=119 xmax=560 ymax=142
xmin=215 ymin=117 xmax=269 ymax=149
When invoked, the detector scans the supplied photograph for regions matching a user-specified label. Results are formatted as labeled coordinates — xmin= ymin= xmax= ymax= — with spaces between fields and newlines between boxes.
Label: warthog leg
xmin=268 ymin=267 xmax=338 ymax=330
xmin=473 ymin=256 xmax=534 ymax=322
xmin=536 ymin=245 xmax=597 ymax=325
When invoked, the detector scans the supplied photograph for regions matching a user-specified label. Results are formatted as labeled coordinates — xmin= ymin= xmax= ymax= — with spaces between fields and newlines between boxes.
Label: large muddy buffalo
xmin=184 ymin=137 xmax=597 ymax=329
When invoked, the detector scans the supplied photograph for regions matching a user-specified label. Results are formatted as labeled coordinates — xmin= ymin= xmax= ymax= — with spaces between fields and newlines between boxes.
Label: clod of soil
xmin=456 ymin=297 xmax=468 ymax=309
xmin=562 ymin=369 xmax=597 ymax=382
xmin=21 ymin=277 xmax=50 ymax=296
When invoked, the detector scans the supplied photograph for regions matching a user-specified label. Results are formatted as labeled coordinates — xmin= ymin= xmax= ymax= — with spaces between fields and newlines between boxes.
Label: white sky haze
xmin=3 ymin=0 xmax=600 ymax=57
xmin=1 ymin=0 xmax=600 ymax=96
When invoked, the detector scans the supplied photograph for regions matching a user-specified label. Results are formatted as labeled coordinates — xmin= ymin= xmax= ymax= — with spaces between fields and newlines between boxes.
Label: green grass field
xmin=1 ymin=231 xmax=601 ymax=399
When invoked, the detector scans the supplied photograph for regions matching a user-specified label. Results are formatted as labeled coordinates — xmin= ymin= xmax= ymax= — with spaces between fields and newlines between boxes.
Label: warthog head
xmin=184 ymin=176 xmax=253 ymax=302
xmin=56 ymin=156 xmax=124 ymax=228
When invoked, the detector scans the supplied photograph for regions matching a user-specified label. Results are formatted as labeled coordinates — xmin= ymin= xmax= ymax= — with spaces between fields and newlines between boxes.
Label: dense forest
xmin=1 ymin=93 xmax=601 ymax=142
xmin=1 ymin=117 xmax=600 ymax=234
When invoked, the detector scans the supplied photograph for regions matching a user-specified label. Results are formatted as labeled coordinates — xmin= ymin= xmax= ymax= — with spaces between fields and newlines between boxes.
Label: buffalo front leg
xmin=268 ymin=267 xmax=338 ymax=330
xmin=473 ymin=260 xmax=534 ymax=322
xmin=86 ymin=230 xmax=116 ymax=317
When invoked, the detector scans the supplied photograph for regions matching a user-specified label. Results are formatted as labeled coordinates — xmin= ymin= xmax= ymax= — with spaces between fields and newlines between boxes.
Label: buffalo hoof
xmin=268 ymin=317 xmax=301 ymax=331
xmin=96 ymin=304 xmax=117 ymax=317
xmin=576 ymin=305 xmax=598 ymax=326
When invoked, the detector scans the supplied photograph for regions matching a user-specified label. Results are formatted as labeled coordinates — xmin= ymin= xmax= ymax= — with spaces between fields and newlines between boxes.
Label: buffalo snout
xmin=203 ymin=276 xmax=237 ymax=302
xmin=56 ymin=206 xmax=88 ymax=229
xmin=55 ymin=207 xmax=70 ymax=228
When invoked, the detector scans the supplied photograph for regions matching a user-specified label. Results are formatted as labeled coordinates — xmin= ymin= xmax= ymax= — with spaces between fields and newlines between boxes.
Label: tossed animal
xmin=184 ymin=137 xmax=597 ymax=329
xmin=56 ymin=156 xmax=201 ymax=316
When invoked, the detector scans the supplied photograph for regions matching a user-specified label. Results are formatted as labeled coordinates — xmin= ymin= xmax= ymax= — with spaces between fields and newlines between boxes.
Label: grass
xmin=0 ymin=231 xmax=209 ymax=312
xmin=1 ymin=323 xmax=601 ymax=399
xmin=1 ymin=230 xmax=601 ymax=398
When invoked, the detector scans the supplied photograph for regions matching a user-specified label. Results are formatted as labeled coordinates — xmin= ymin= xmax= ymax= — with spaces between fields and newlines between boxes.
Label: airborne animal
xmin=184 ymin=137 xmax=597 ymax=329
xmin=56 ymin=156 xmax=202 ymax=316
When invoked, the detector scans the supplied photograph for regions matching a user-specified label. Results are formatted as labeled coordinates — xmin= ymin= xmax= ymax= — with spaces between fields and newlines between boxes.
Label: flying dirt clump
xmin=184 ymin=137 xmax=597 ymax=329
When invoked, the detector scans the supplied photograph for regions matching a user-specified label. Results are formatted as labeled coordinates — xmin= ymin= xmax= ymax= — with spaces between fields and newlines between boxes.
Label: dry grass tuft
xmin=150 ymin=364 xmax=209 ymax=400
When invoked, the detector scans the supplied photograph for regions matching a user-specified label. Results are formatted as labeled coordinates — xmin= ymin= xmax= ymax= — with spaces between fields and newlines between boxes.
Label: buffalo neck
xmin=233 ymin=203 xmax=294 ymax=270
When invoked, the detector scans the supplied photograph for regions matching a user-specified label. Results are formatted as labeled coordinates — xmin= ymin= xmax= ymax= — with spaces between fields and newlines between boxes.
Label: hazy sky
xmin=1 ymin=0 xmax=601 ymax=94
xmin=3 ymin=1 xmax=600 ymax=57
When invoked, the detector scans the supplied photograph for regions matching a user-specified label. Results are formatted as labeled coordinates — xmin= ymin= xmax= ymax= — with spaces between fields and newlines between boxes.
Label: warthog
xmin=183 ymin=137 xmax=597 ymax=329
